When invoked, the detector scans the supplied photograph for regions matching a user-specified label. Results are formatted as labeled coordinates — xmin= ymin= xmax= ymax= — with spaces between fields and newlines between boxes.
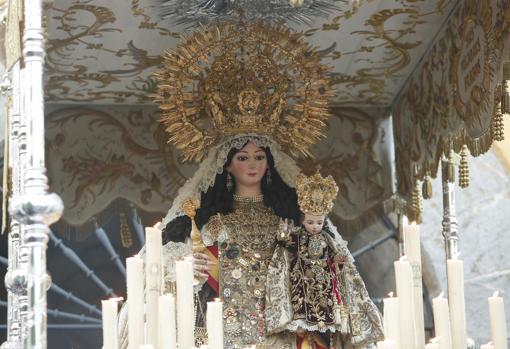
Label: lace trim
xmin=162 ymin=241 xmax=192 ymax=283
xmin=201 ymin=225 xmax=214 ymax=247
xmin=203 ymin=214 xmax=229 ymax=244
xmin=323 ymin=220 xmax=384 ymax=346
xmin=285 ymin=319 xmax=339 ymax=333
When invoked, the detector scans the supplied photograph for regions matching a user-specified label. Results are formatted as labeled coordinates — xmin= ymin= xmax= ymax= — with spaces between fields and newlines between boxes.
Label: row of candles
xmin=101 ymin=223 xmax=507 ymax=349
xmin=101 ymin=227 xmax=224 ymax=349
xmin=377 ymin=223 xmax=508 ymax=349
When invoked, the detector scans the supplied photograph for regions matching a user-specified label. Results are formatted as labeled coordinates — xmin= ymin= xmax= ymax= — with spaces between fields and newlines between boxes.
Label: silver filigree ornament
xmin=4 ymin=269 xmax=27 ymax=296
xmin=9 ymin=192 xmax=63 ymax=227
xmin=153 ymin=0 xmax=346 ymax=26
xmin=0 ymin=341 xmax=22 ymax=349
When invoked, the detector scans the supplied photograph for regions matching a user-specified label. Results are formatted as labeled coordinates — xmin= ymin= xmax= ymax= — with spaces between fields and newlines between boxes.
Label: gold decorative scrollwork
xmin=392 ymin=0 xmax=510 ymax=213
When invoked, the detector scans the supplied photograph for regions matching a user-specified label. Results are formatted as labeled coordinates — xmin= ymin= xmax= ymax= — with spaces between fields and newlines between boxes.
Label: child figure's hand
xmin=277 ymin=218 xmax=291 ymax=242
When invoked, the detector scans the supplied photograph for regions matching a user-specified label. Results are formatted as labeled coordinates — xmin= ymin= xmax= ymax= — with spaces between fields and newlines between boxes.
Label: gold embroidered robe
xmin=204 ymin=199 xmax=284 ymax=349
xmin=265 ymin=222 xmax=384 ymax=349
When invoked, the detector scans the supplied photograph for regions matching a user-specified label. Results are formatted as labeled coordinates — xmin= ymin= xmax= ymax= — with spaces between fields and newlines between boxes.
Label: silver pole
xmin=2 ymin=61 xmax=25 ymax=349
xmin=8 ymin=1 xmax=64 ymax=348
xmin=441 ymin=151 xmax=460 ymax=260
xmin=17 ymin=65 xmax=30 ymax=349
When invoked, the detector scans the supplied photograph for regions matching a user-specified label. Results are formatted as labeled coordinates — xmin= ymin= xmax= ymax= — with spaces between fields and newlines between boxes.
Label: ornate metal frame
xmin=3 ymin=1 xmax=64 ymax=348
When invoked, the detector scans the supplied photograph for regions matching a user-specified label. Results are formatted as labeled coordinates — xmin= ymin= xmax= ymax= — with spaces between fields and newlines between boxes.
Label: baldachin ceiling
xmin=44 ymin=0 xmax=458 ymax=107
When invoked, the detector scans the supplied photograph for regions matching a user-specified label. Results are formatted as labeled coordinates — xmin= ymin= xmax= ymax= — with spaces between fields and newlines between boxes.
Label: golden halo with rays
xmin=154 ymin=19 xmax=334 ymax=162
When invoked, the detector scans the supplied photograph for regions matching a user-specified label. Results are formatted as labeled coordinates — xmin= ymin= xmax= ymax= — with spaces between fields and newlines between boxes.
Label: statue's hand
xmin=193 ymin=252 xmax=213 ymax=279
xmin=277 ymin=218 xmax=293 ymax=244
xmin=280 ymin=218 xmax=288 ymax=229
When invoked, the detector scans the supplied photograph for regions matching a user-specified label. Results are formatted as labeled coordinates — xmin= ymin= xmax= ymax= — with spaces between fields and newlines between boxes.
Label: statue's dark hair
xmin=162 ymin=144 xmax=300 ymax=244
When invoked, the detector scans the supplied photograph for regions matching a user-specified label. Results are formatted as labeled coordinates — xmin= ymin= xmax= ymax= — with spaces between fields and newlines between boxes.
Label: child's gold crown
xmin=296 ymin=171 xmax=338 ymax=216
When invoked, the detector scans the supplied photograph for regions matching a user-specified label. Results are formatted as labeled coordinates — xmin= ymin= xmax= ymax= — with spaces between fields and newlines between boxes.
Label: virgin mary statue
xmin=119 ymin=20 xmax=383 ymax=349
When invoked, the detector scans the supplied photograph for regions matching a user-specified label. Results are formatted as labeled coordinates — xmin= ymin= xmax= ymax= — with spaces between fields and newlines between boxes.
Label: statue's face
xmin=226 ymin=141 xmax=268 ymax=189
xmin=302 ymin=214 xmax=325 ymax=235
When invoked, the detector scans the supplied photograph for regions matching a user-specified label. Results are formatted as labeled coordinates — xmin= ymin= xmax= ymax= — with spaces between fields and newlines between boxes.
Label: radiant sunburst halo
xmin=154 ymin=19 xmax=334 ymax=162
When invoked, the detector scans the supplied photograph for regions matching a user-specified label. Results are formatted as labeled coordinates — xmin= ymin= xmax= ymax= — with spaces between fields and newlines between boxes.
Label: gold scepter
xmin=181 ymin=198 xmax=206 ymax=253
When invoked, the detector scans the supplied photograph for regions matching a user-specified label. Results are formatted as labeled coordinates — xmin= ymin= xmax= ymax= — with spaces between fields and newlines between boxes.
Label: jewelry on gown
xmin=226 ymin=172 xmax=233 ymax=191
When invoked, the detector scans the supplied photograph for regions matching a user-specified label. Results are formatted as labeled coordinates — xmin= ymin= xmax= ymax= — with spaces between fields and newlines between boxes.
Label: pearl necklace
xmin=232 ymin=193 xmax=264 ymax=203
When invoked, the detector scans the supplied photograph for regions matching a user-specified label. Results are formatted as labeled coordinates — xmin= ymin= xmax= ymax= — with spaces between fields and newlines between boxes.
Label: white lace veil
xmin=160 ymin=133 xmax=302 ymax=226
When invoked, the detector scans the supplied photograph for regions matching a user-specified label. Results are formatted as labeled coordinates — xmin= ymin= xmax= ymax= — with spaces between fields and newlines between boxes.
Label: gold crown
xmin=296 ymin=171 xmax=339 ymax=216
xmin=154 ymin=20 xmax=333 ymax=162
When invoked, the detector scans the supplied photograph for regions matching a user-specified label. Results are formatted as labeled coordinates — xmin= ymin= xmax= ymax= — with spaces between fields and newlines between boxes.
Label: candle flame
xmin=410 ymin=221 xmax=417 ymax=226
xmin=110 ymin=297 xmax=124 ymax=302
xmin=153 ymin=221 xmax=162 ymax=229
xmin=437 ymin=291 xmax=444 ymax=298
xmin=388 ymin=292 xmax=394 ymax=297
xmin=493 ymin=291 xmax=500 ymax=297
xmin=430 ymin=337 xmax=441 ymax=344
xmin=399 ymin=255 xmax=408 ymax=262
xmin=214 ymin=297 xmax=222 ymax=302
xmin=165 ymin=292 xmax=175 ymax=299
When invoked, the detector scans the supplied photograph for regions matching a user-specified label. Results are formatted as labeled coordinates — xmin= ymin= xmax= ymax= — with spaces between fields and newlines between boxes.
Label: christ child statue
xmin=278 ymin=171 xmax=350 ymax=333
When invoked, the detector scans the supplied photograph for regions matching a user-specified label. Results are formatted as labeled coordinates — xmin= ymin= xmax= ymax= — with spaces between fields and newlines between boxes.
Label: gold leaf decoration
xmin=155 ymin=19 xmax=333 ymax=162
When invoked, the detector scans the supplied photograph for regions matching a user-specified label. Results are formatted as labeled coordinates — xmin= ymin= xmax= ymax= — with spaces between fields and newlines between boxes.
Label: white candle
xmin=404 ymin=221 xmax=425 ymax=349
xmin=127 ymin=256 xmax=144 ymax=349
xmin=447 ymin=259 xmax=466 ymax=349
xmin=159 ymin=294 xmax=177 ymax=349
xmin=383 ymin=292 xmax=401 ymax=349
xmin=481 ymin=343 xmax=495 ymax=349
xmin=432 ymin=292 xmax=453 ymax=349
xmin=176 ymin=258 xmax=195 ymax=349
xmin=207 ymin=298 xmax=223 ymax=349
xmin=425 ymin=342 xmax=440 ymax=349
xmin=102 ymin=298 xmax=120 ymax=349
xmin=139 ymin=346 xmax=154 ymax=349
xmin=394 ymin=256 xmax=416 ymax=349
xmin=489 ymin=291 xmax=508 ymax=349
xmin=145 ymin=227 xmax=163 ymax=347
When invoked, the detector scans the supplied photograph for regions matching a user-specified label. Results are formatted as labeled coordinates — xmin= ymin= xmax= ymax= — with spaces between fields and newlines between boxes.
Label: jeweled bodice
xmin=213 ymin=199 xmax=279 ymax=349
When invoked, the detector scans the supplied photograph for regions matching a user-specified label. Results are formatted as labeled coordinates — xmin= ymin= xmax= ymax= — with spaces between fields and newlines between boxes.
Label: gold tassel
xmin=422 ymin=174 xmax=433 ymax=199
xmin=459 ymin=145 xmax=470 ymax=189
xmin=411 ymin=181 xmax=423 ymax=223
xmin=119 ymin=211 xmax=133 ymax=248
xmin=492 ymin=102 xmax=505 ymax=142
